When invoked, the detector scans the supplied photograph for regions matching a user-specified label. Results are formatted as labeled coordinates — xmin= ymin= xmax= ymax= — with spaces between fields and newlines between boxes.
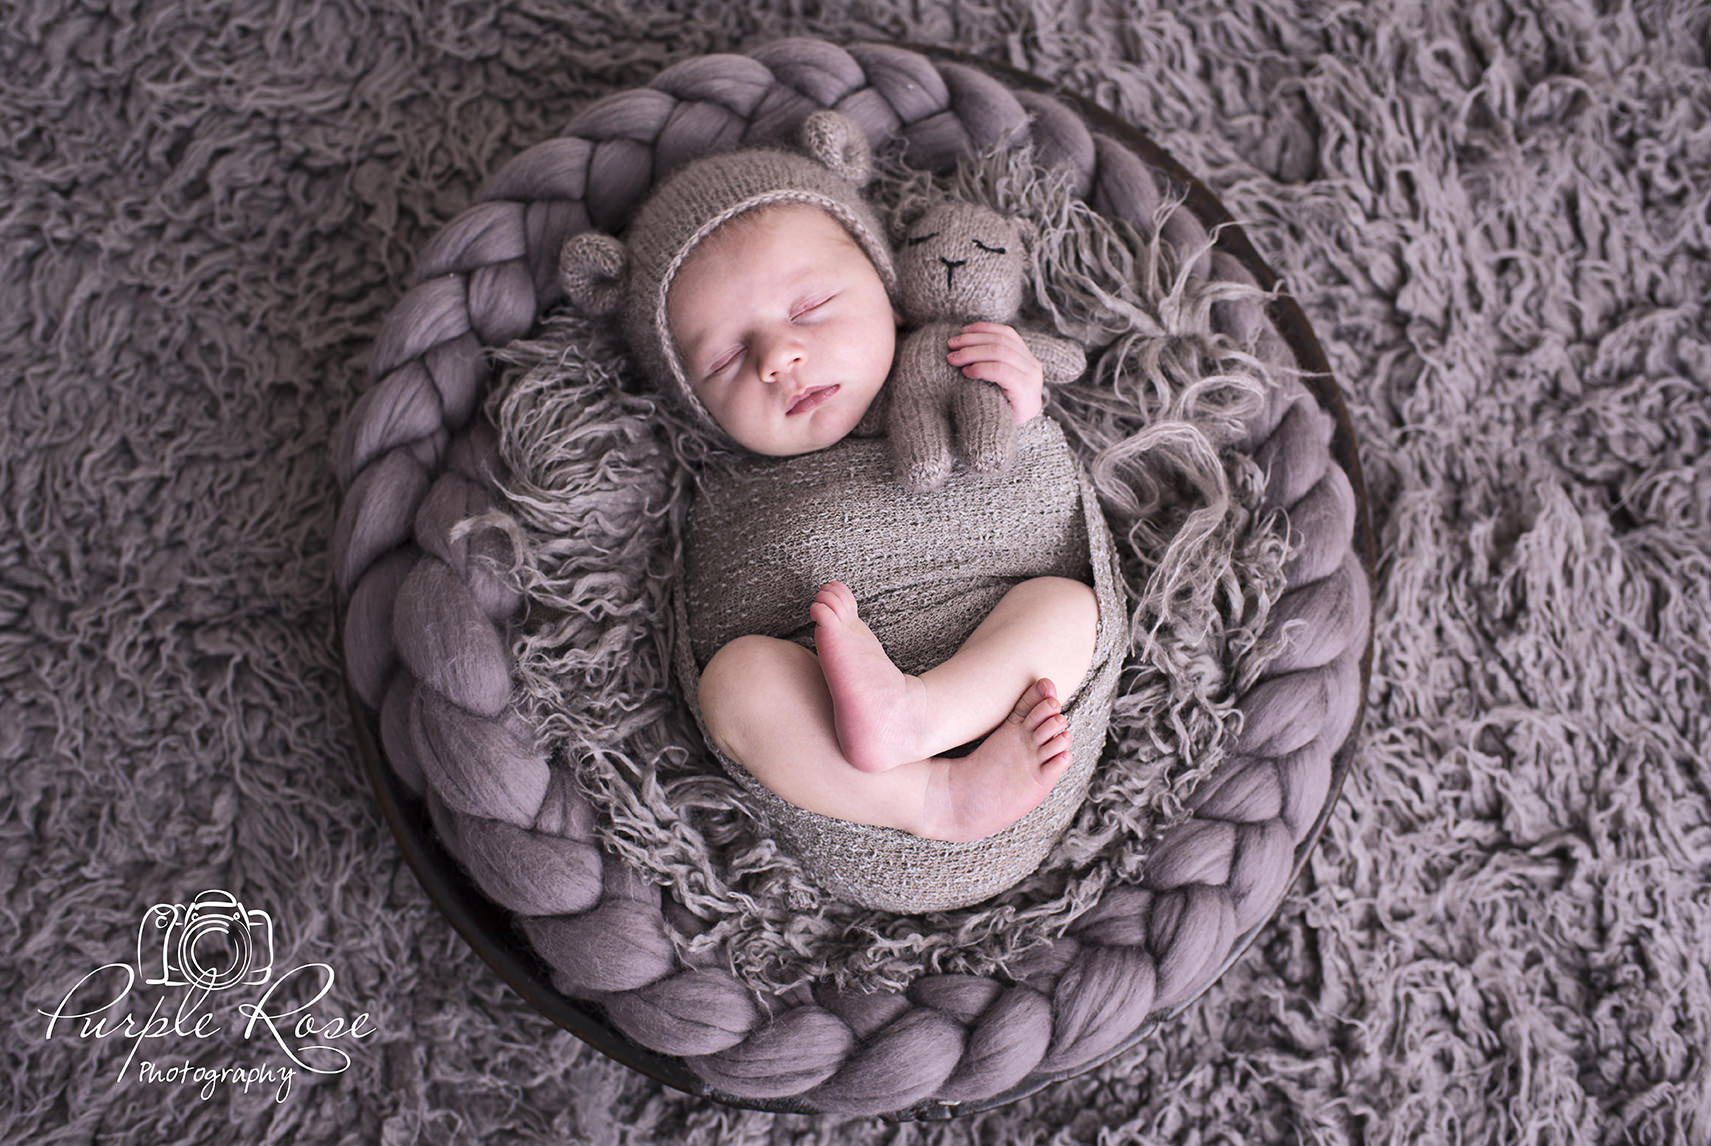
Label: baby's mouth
xmin=787 ymin=385 xmax=839 ymax=415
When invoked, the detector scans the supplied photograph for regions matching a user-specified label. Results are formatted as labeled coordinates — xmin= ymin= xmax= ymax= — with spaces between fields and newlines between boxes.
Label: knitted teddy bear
xmin=886 ymin=199 xmax=1087 ymax=493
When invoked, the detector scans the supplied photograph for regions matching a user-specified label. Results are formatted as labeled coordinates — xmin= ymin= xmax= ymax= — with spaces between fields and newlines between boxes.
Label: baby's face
xmin=667 ymin=203 xmax=897 ymax=456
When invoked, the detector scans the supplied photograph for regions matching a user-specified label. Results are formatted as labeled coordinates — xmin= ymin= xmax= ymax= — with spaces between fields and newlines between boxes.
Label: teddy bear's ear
xmin=558 ymin=231 xmax=628 ymax=316
xmin=800 ymin=109 xmax=873 ymax=188
xmin=1013 ymin=216 xmax=1040 ymax=257
xmin=887 ymin=197 xmax=934 ymax=243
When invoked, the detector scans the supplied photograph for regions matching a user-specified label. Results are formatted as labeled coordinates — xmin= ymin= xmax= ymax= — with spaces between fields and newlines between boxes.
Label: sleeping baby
xmin=560 ymin=111 xmax=1126 ymax=910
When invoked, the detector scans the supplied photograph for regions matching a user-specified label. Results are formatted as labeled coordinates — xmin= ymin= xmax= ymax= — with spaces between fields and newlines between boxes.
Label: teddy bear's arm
xmin=1019 ymin=330 xmax=1088 ymax=386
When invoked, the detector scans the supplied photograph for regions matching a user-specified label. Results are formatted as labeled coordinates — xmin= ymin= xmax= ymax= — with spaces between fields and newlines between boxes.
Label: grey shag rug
xmin=5 ymin=2 xmax=1708 ymax=1144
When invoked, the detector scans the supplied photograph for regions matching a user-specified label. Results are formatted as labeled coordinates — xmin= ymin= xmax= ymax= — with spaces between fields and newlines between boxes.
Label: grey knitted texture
xmin=674 ymin=417 xmax=1128 ymax=912
xmin=329 ymin=39 xmax=1372 ymax=1117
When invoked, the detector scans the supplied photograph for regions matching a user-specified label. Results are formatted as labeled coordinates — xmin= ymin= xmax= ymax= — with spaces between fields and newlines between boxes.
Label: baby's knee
xmin=1016 ymin=576 xmax=1101 ymax=683
xmin=698 ymin=635 xmax=807 ymax=757
xmin=1019 ymin=575 xmax=1099 ymax=629
xmin=699 ymin=634 xmax=778 ymax=717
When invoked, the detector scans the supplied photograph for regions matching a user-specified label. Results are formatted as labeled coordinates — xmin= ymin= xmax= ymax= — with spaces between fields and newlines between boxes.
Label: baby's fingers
xmin=946 ymin=346 xmax=1032 ymax=375
xmin=957 ymin=362 xmax=1044 ymax=423
xmin=946 ymin=335 xmax=1033 ymax=372
xmin=945 ymin=323 xmax=1046 ymax=424
xmin=957 ymin=358 xmax=1031 ymax=388
xmin=946 ymin=322 xmax=1024 ymax=349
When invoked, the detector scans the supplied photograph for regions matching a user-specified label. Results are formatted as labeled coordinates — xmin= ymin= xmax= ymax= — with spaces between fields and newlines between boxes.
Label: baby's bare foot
xmin=809 ymin=582 xmax=930 ymax=772
xmin=918 ymin=679 xmax=1074 ymax=842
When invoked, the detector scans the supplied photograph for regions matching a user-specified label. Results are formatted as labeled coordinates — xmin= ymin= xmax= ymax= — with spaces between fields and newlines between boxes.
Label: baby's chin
xmin=740 ymin=389 xmax=875 ymax=457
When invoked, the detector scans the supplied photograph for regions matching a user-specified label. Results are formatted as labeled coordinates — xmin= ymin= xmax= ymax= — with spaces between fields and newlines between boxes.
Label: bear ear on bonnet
xmin=558 ymin=231 xmax=628 ymax=317
xmin=799 ymin=108 xmax=874 ymax=189
xmin=555 ymin=107 xmax=867 ymax=320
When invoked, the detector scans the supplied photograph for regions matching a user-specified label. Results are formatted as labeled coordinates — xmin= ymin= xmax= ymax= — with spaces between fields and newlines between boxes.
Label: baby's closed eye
xmin=792 ymin=294 xmax=833 ymax=319
xmin=703 ymin=344 xmax=745 ymax=379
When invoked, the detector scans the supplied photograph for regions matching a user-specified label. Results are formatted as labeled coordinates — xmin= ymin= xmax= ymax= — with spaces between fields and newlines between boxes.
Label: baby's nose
xmin=759 ymin=336 xmax=806 ymax=382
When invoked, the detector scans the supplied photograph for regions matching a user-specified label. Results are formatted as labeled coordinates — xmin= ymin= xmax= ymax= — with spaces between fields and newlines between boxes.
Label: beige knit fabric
xmin=671 ymin=416 xmax=1128 ymax=913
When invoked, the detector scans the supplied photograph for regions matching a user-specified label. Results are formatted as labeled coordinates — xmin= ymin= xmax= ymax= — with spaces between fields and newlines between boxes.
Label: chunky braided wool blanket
xmin=9 ymin=3 xmax=1710 ymax=1144
xmin=481 ymin=121 xmax=1338 ymax=1014
xmin=329 ymin=39 xmax=1369 ymax=1116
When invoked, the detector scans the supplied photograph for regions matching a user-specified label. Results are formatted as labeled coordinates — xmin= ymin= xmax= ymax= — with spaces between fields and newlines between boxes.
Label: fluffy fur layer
xmin=6 ymin=1 xmax=1708 ymax=1143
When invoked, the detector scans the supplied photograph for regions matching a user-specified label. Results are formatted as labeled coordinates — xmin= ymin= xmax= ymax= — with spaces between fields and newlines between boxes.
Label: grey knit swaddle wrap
xmin=673 ymin=416 xmax=1128 ymax=913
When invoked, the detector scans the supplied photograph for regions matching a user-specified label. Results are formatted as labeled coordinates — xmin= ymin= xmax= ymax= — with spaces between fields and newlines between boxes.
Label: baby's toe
xmin=812 ymin=583 xmax=855 ymax=623
xmin=1040 ymin=748 xmax=1073 ymax=782
xmin=1021 ymin=693 xmax=1061 ymax=733
xmin=1011 ymin=678 xmax=1057 ymax=723
xmin=1032 ymin=711 xmax=1069 ymax=747
xmin=1039 ymin=725 xmax=1073 ymax=761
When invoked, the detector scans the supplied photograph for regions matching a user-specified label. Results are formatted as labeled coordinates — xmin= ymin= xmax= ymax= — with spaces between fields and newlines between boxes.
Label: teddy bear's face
xmin=894 ymin=202 xmax=1029 ymax=324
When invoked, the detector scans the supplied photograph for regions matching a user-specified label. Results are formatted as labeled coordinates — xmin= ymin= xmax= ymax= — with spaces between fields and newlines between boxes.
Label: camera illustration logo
xmin=137 ymin=889 xmax=274 ymax=991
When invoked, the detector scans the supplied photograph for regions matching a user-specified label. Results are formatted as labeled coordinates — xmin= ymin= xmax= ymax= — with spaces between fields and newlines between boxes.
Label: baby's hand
xmin=946 ymin=322 xmax=1044 ymax=426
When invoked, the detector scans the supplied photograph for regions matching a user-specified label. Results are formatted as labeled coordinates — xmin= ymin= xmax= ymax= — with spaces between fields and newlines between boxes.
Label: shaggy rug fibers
xmin=4 ymin=2 xmax=1708 ymax=1144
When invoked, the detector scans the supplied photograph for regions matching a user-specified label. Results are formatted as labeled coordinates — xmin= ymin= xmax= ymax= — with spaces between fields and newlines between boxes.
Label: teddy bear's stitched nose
xmin=938 ymin=255 xmax=967 ymax=290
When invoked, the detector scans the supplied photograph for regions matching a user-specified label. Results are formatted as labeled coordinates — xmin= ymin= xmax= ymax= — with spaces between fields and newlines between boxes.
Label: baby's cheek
xmin=699 ymin=388 xmax=744 ymax=434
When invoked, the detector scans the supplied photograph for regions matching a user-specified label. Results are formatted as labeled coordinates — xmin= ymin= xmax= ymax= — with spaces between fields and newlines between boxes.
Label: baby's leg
xmin=697 ymin=637 xmax=1074 ymax=840
xmin=698 ymin=635 xmax=924 ymax=830
xmin=696 ymin=576 xmax=1099 ymax=840
xmin=811 ymin=577 xmax=1099 ymax=773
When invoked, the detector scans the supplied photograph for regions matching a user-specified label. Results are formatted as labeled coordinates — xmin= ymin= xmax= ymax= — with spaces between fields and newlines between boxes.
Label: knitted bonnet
xmin=558 ymin=111 xmax=898 ymax=440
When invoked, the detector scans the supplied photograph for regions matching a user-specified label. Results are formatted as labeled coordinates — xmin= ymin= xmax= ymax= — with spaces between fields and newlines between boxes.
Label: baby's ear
xmin=800 ymin=109 xmax=872 ymax=188
xmin=558 ymin=231 xmax=628 ymax=316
